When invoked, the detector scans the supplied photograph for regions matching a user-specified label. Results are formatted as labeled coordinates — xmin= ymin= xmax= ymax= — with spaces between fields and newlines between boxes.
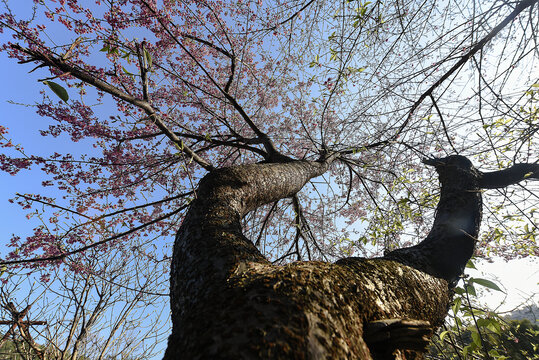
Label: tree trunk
xmin=163 ymin=156 xmax=539 ymax=359
xmin=163 ymin=159 xmax=449 ymax=359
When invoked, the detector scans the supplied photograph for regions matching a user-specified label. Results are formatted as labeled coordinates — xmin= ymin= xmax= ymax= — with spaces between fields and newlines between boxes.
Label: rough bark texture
xmin=164 ymin=156 xmax=539 ymax=359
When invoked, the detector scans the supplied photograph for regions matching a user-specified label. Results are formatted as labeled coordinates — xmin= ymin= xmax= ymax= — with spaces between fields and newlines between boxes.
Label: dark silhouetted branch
xmin=480 ymin=162 xmax=539 ymax=189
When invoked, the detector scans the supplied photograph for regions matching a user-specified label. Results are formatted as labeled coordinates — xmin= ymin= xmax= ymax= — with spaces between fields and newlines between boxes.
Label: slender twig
xmin=292 ymin=195 xmax=303 ymax=261
xmin=15 ymin=193 xmax=92 ymax=220
xmin=270 ymin=0 xmax=317 ymax=30
xmin=0 ymin=205 xmax=188 ymax=266
xmin=119 ymin=131 xmax=268 ymax=157
xmin=350 ymin=0 xmax=539 ymax=152
xmin=178 ymin=33 xmax=236 ymax=93
xmin=11 ymin=44 xmax=214 ymax=171
xmin=464 ymin=281 xmax=492 ymax=359
xmin=429 ymin=94 xmax=458 ymax=154
xmin=139 ymin=0 xmax=282 ymax=160
xmin=254 ymin=201 xmax=279 ymax=247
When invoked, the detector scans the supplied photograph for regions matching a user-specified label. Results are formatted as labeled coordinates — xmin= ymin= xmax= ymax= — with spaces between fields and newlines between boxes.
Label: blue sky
xmin=0 ymin=1 xmax=119 ymax=253
xmin=0 ymin=41 xmax=53 ymax=246
xmin=2 ymin=0 xmax=538 ymax=300
xmin=1 ymin=29 xmax=536 ymax=316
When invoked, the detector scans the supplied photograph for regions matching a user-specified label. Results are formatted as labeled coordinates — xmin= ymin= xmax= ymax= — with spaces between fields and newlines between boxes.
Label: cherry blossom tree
xmin=1 ymin=0 xmax=538 ymax=358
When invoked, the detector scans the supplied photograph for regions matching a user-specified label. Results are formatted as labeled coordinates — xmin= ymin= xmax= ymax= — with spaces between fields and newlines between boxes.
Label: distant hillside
xmin=506 ymin=303 xmax=539 ymax=322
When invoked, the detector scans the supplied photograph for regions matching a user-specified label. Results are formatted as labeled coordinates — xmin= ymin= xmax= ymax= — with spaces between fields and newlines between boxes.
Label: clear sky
xmin=0 ymin=1 xmax=116 ymax=246
xmin=469 ymin=257 xmax=538 ymax=313
xmin=0 ymin=3 xmax=170 ymax=358
xmin=0 ymin=42 xmax=53 ymax=242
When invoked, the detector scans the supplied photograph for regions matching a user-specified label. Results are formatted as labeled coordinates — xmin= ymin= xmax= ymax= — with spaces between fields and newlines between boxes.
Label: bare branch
xmin=139 ymin=0 xmax=284 ymax=160
xmin=0 ymin=204 xmax=188 ymax=266
xmin=429 ymin=94 xmax=458 ymax=154
xmin=136 ymin=41 xmax=151 ymax=102
xmin=363 ymin=0 xmax=539 ymax=150
xmin=254 ymin=201 xmax=279 ymax=247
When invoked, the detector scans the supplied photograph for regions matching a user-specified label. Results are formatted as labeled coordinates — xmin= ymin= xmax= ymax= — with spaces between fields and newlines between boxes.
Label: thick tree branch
xmin=136 ymin=41 xmax=151 ymax=102
xmin=480 ymin=162 xmax=539 ymax=189
xmin=167 ymin=155 xmax=454 ymax=359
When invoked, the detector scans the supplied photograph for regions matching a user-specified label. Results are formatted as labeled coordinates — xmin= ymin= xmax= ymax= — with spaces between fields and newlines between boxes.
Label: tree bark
xmin=163 ymin=157 xmax=539 ymax=359
xmin=163 ymin=159 xmax=444 ymax=359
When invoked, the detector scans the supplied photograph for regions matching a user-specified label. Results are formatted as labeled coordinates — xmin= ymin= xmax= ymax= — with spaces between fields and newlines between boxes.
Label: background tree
xmin=0 ymin=0 xmax=538 ymax=358
xmin=0 ymin=245 xmax=168 ymax=360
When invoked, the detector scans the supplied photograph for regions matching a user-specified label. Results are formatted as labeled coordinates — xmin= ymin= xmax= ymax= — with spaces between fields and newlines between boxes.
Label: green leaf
xmin=471 ymin=308 xmax=485 ymax=317
xmin=477 ymin=317 xmax=501 ymax=334
xmin=465 ymin=259 xmax=477 ymax=269
xmin=330 ymin=48 xmax=338 ymax=61
xmin=452 ymin=297 xmax=461 ymax=315
xmin=470 ymin=330 xmax=481 ymax=346
xmin=439 ymin=330 xmax=450 ymax=342
xmin=43 ymin=81 xmax=69 ymax=102
xmin=309 ymin=54 xmax=320 ymax=68
xmin=487 ymin=319 xmax=502 ymax=335
xmin=144 ymin=48 xmax=152 ymax=69
xmin=122 ymin=67 xmax=135 ymax=77
xmin=453 ymin=286 xmax=465 ymax=295
xmin=488 ymin=349 xmax=501 ymax=357
xmin=121 ymin=50 xmax=131 ymax=59
xmin=462 ymin=344 xmax=470 ymax=357
xmin=466 ymin=283 xmax=476 ymax=296
xmin=101 ymin=43 xmax=119 ymax=55
xmin=470 ymin=278 xmax=504 ymax=292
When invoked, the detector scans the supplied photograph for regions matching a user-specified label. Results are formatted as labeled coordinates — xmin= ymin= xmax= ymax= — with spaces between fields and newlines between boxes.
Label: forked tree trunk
xmin=163 ymin=157 xmax=538 ymax=359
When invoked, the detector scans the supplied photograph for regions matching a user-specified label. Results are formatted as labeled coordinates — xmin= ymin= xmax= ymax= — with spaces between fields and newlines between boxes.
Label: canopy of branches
xmin=1 ymin=0 xmax=538 ymax=268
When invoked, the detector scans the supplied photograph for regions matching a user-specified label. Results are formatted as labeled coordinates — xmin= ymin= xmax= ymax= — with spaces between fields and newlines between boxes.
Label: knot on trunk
xmin=365 ymin=318 xmax=433 ymax=360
